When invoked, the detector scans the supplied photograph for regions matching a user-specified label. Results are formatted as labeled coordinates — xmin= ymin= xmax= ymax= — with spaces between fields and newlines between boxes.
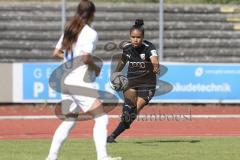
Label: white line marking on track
xmin=0 ymin=114 xmax=240 ymax=120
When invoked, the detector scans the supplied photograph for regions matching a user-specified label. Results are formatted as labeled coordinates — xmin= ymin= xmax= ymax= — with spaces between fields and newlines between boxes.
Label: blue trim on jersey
xmin=64 ymin=51 xmax=74 ymax=69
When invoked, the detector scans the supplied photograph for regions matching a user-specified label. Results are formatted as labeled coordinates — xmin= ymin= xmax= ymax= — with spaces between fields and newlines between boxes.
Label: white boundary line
xmin=1 ymin=114 xmax=240 ymax=120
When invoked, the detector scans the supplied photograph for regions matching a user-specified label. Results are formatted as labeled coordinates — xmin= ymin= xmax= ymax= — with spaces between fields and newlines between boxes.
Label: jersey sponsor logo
xmin=140 ymin=54 xmax=145 ymax=60
xmin=129 ymin=62 xmax=146 ymax=69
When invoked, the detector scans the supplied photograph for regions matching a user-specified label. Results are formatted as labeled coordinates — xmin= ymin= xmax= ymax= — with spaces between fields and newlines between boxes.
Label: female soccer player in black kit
xmin=107 ymin=19 xmax=160 ymax=143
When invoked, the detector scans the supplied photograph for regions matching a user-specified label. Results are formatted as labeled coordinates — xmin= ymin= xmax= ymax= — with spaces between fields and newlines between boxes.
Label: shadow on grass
xmin=122 ymin=139 xmax=200 ymax=145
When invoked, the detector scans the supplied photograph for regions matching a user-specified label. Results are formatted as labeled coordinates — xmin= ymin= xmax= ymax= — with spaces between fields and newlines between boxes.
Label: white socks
xmin=47 ymin=114 xmax=109 ymax=160
xmin=94 ymin=114 xmax=109 ymax=160
xmin=47 ymin=120 xmax=76 ymax=160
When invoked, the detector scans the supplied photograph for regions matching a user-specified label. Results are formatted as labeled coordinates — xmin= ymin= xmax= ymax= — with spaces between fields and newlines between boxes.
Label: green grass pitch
xmin=0 ymin=137 xmax=239 ymax=160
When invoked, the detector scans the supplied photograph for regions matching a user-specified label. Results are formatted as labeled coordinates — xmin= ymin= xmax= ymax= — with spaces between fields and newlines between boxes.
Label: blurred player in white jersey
xmin=46 ymin=0 xmax=121 ymax=160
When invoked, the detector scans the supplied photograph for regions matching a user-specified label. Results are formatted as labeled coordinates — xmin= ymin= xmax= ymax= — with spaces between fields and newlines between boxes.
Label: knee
xmin=121 ymin=104 xmax=137 ymax=129
xmin=64 ymin=113 xmax=79 ymax=121
xmin=124 ymin=98 xmax=137 ymax=108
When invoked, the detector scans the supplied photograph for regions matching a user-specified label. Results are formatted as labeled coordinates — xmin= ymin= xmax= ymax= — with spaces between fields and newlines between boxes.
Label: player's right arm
xmin=115 ymin=55 xmax=127 ymax=72
xmin=110 ymin=44 xmax=129 ymax=91
xmin=114 ymin=45 xmax=129 ymax=72
xmin=53 ymin=49 xmax=64 ymax=59
xmin=53 ymin=35 xmax=64 ymax=59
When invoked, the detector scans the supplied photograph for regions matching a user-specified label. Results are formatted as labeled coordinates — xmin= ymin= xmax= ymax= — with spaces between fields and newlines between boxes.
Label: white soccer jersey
xmin=55 ymin=24 xmax=99 ymax=113
xmin=56 ymin=24 xmax=98 ymax=88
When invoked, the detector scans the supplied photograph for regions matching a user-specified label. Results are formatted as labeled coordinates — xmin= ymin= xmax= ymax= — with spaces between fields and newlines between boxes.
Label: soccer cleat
xmin=99 ymin=156 xmax=122 ymax=160
xmin=107 ymin=135 xmax=117 ymax=143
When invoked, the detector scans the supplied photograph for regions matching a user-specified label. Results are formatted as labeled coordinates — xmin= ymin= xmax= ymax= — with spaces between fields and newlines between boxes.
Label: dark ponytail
xmin=62 ymin=0 xmax=95 ymax=51
xmin=130 ymin=19 xmax=144 ymax=37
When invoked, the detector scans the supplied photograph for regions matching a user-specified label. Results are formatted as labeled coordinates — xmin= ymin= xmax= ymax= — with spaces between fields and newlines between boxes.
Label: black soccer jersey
xmin=121 ymin=40 xmax=158 ymax=87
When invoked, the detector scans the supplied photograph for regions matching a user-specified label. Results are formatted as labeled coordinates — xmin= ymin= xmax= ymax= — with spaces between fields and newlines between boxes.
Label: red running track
xmin=0 ymin=104 xmax=240 ymax=140
xmin=1 ymin=119 xmax=240 ymax=140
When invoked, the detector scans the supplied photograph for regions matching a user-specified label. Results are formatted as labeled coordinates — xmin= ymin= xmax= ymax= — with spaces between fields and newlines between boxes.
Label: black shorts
xmin=128 ymin=84 xmax=156 ymax=105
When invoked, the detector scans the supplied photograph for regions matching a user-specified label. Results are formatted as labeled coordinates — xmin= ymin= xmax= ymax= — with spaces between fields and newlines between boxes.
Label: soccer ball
xmin=110 ymin=72 xmax=128 ymax=91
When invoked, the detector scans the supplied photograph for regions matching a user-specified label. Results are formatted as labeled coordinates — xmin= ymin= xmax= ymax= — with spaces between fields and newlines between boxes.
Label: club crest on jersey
xmin=140 ymin=54 xmax=145 ymax=60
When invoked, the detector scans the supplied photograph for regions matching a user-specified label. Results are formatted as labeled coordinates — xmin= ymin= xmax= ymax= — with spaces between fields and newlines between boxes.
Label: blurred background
xmin=1 ymin=1 xmax=240 ymax=159
xmin=0 ymin=0 xmax=240 ymax=104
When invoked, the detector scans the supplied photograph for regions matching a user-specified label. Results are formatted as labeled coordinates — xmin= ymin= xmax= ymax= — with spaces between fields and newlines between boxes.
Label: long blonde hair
xmin=62 ymin=0 xmax=95 ymax=52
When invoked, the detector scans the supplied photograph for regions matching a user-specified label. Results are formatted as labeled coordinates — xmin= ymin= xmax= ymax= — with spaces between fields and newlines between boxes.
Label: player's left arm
xmin=149 ymin=47 xmax=160 ymax=74
xmin=82 ymin=54 xmax=101 ymax=76
xmin=77 ymin=31 xmax=101 ymax=76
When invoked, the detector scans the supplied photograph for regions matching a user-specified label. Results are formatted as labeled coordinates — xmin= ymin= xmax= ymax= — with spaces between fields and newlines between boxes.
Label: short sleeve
xmin=121 ymin=42 xmax=131 ymax=62
xmin=121 ymin=51 xmax=128 ymax=63
xmin=78 ymin=30 xmax=98 ymax=55
xmin=148 ymin=44 xmax=158 ymax=58
xmin=55 ymin=34 xmax=64 ymax=49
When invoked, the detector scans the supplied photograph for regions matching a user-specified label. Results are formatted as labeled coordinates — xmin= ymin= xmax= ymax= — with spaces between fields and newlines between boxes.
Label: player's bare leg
xmin=107 ymin=89 xmax=138 ymax=143
xmin=136 ymin=97 xmax=147 ymax=114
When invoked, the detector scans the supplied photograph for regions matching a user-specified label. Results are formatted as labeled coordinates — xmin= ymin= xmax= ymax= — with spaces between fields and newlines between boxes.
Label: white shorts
xmin=61 ymin=65 xmax=100 ymax=113
xmin=61 ymin=93 xmax=99 ymax=113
